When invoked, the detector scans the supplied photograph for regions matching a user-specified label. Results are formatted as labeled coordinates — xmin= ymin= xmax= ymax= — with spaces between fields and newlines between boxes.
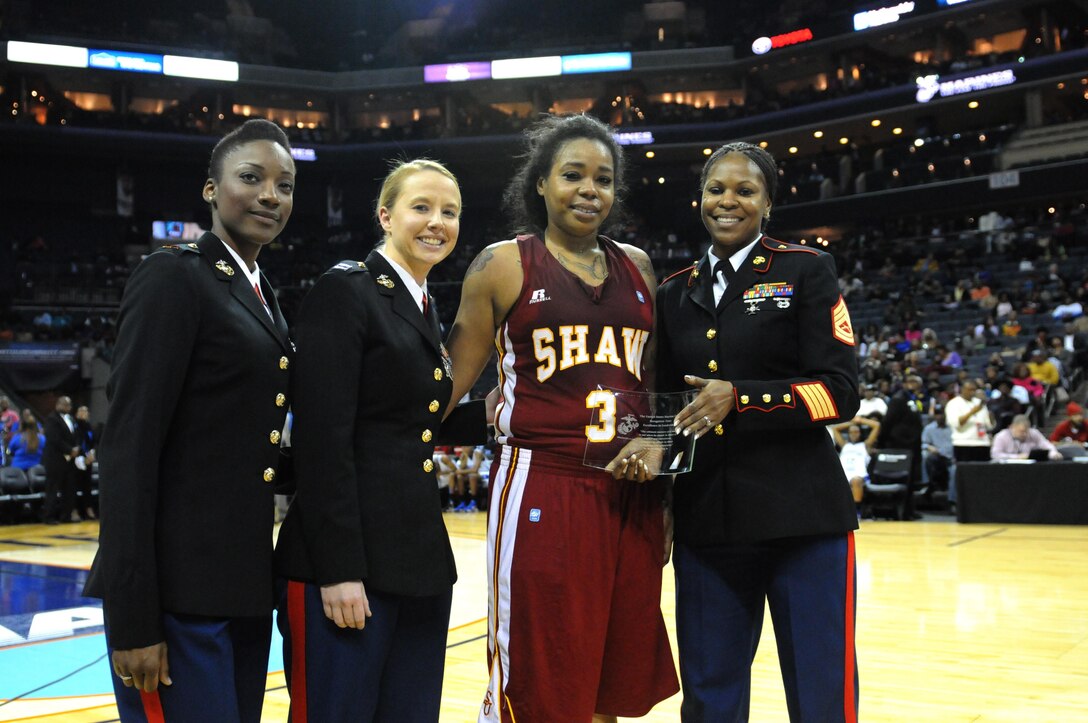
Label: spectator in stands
xmin=990 ymin=414 xmax=1062 ymax=460
xmin=1001 ymin=310 xmax=1022 ymax=336
xmin=452 ymin=445 xmax=484 ymax=512
xmin=1027 ymin=348 xmax=1060 ymax=388
xmin=973 ymin=316 xmax=999 ymax=345
xmin=1010 ymin=361 xmax=1047 ymax=421
xmin=878 ymin=373 xmax=925 ymax=519
xmin=921 ymin=407 xmax=956 ymax=508
xmin=41 ymin=396 xmax=80 ymax=524
xmin=1052 ymin=294 xmax=1083 ymax=321
xmin=946 ymin=380 xmax=995 ymax=462
xmin=1068 ymin=315 xmax=1088 ymax=349
xmin=860 ymin=347 xmax=889 ymax=384
xmin=988 ymin=378 xmax=1026 ymax=433
xmin=1029 ymin=327 xmax=1052 ymax=357
xmin=996 ymin=291 xmax=1014 ymax=317
xmin=936 ymin=344 xmax=963 ymax=371
xmin=434 ymin=446 xmax=457 ymax=510
xmin=857 ymin=383 xmax=888 ymax=417
xmin=0 ymin=396 xmax=18 ymax=451
xmin=970 ymin=281 xmax=993 ymax=304
xmin=6 ymin=409 xmax=44 ymax=471
xmin=831 ymin=416 xmax=881 ymax=507
xmin=274 ymin=159 xmax=482 ymax=721
xmin=1049 ymin=402 xmax=1088 ymax=444
xmin=83 ymin=119 xmax=297 ymax=719
xmin=1049 ymin=336 xmax=1074 ymax=380
xmin=904 ymin=320 xmax=923 ymax=346
xmin=445 ymin=114 xmax=678 ymax=721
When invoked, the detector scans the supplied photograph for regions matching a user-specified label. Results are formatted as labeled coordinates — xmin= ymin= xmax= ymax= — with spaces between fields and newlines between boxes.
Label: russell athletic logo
xmin=529 ymin=288 xmax=551 ymax=304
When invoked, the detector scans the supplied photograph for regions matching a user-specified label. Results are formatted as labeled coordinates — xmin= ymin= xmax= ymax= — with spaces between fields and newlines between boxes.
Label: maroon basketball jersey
xmin=494 ymin=234 xmax=653 ymax=458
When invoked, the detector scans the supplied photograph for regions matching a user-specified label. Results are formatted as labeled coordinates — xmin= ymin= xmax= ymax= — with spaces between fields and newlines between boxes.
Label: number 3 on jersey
xmin=585 ymin=389 xmax=617 ymax=443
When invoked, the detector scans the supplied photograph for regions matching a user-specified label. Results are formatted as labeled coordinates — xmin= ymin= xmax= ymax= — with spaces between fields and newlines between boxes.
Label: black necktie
xmin=713 ymin=258 xmax=736 ymax=284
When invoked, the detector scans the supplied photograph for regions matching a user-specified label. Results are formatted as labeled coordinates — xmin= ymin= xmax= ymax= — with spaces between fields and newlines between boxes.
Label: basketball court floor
xmin=0 ymin=514 xmax=1085 ymax=721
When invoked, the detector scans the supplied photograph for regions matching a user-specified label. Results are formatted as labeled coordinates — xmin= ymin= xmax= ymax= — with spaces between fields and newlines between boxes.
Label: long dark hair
xmin=502 ymin=114 xmax=627 ymax=236
xmin=19 ymin=409 xmax=41 ymax=455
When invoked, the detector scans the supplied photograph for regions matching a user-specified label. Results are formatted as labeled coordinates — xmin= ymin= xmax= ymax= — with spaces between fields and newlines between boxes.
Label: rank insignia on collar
xmin=215 ymin=259 xmax=235 ymax=276
xmin=778 ymin=244 xmax=787 ymax=249
xmin=376 ymin=274 xmax=395 ymax=288
xmin=753 ymin=256 xmax=766 ymax=265
xmin=187 ymin=243 xmax=198 ymax=248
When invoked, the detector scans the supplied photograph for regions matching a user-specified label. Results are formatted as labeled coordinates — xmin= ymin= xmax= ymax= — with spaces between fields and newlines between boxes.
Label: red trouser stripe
xmin=843 ymin=530 xmax=857 ymax=723
xmin=489 ymin=447 xmax=521 ymax=723
xmin=287 ymin=580 xmax=308 ymax=723
xmin=139 ymin=690 xmax=165 ymax=723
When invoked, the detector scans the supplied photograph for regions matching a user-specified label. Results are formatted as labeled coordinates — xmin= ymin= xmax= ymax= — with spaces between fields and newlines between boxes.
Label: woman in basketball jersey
xmin=446 ymin=114 xmax=679 ymax=723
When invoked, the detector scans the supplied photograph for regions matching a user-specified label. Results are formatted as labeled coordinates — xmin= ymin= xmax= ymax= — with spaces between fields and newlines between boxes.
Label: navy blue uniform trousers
xmin=277 ymin=579 xmax=452 ymax=722
xmin=673 ymin=532 xmax=858 ymax=722
xmin=108 ymin=613 xmax=271 ymax=722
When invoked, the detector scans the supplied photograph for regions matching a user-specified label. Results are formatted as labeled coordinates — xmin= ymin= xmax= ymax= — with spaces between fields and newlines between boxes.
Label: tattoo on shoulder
xmin=633 ymin=255 xmax=654 ymax=279
xmin=466 ymin=248 xmax=495 ymax=276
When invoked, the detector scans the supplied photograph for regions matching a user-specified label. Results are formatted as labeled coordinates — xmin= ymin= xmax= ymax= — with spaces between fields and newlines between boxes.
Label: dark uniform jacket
xmin=84 ymin=233 xmax=293 ymax=650
xmin=878 ymin=391 xmax=924 ymax=481
xmin=275 ymin=252 xmax=482 ymax=597
xmin=42 ymin=411 xmax=78 ymax=469
xmin=657 ymin=236 xmax=860 ymax=546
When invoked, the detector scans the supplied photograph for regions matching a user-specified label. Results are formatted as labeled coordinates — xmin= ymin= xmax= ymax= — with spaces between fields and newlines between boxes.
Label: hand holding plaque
xmin=583 ymin=386 xmax=698 ymax=476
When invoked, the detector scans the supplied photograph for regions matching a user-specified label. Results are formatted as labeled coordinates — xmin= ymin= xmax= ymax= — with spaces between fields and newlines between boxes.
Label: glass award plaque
xmin=583 ymin=386 xmax=698 ymax=475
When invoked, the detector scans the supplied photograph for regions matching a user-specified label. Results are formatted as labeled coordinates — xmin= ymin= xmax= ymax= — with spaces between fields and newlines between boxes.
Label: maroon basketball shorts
xmin=479 ymin=445 xmax=679 ymax=722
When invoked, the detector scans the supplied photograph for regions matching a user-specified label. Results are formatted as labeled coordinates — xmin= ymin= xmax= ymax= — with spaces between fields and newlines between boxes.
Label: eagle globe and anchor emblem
xmin=617 ymin=413 xmax=640 ymax=436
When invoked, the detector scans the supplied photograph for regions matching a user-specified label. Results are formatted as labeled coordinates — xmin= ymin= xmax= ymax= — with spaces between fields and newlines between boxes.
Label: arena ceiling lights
xmin=425 ymin=51 xmax=631 ymax=83
xmin=6 ymin=40 xmax=239 ymax=81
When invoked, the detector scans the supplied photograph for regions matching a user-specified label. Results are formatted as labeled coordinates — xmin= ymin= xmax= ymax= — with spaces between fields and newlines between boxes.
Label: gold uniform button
xmin=783 ymin=393 xmax=791 ymax=403
xmin=706 ymin=328 xmax=717 ymax=340
xmin=275 ymin=393 xmax=287 ymax=407
xmin=429 ymin=400 xmax=440 ymax=413
xmin=279 ymin=356 xmax=289 ymax=370
xmin=707 ymin=360 xmax=718 ymax=372
xmin=433 ymin=368 xmax=443 ymax=381
xmin=762 ymin=393 xmax=772 ymax=403
xmin=422 ymin=429 xmax=433 ymax=443
xmin=740 ymin=395 xmax=750 ymax=404
xmin=423 ymin=459 xmax=435 ymax=473
xmin=263 ymin=468 xmax=276 ymax=483
xmin=270 ymin=430 xmax=281 ymax=445
xmin=714 ymin=424 xmax=724 ymax=436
